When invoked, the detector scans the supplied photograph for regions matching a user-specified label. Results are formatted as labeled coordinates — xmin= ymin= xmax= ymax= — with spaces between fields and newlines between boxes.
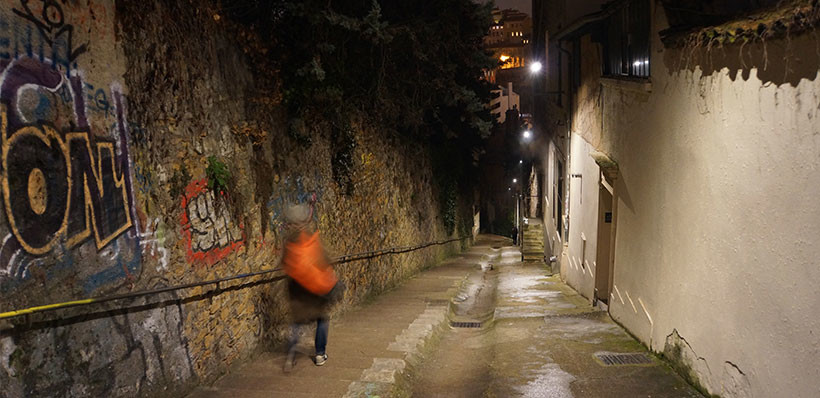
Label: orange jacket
xmin=283 ymin=231 xmax=338 ymax=295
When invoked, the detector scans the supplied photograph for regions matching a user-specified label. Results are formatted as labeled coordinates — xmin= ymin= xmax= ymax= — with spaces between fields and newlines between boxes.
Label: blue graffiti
xmin=83 ymin=238 xmax=142 ymax=294
xmin=0 ymin=57 xmax=142 ymax=294
xmin=3 ymin=1 xmax=87 ymax=76
xmin=267 ymin=172 xmax=326 ymax=231
xmin=134 ymin=164 xmax=153 ymax=196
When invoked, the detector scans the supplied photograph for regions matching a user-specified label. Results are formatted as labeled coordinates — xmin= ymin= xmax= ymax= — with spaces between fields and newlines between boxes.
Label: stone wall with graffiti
xmin=0 ymin=1 xmax=473 ymax=397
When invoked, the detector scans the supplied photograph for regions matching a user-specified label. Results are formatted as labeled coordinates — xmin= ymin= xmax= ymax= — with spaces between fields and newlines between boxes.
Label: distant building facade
xmin=483 ymin=8 xmax=532 ymax=83
xmin=489 ymin=82 xmax=520 ymax=124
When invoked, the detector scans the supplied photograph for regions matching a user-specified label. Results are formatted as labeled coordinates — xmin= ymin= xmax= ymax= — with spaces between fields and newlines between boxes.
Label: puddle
xmin=516 ymin=362 xmax=576 ymax=398
xmin=495 ymin=306 xmax=555 ymax=319
xmin=498 ymin=275 xmax=557 ymax=302
xmin=543 ymin=317 xmax=622 ymax=343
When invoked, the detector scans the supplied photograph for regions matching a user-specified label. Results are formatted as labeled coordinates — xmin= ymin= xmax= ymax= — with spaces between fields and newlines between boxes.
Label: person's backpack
xmin=283 ymin=231 xmax=338 ymax=296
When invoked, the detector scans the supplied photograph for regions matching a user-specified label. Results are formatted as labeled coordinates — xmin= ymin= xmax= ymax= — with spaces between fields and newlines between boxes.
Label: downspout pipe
xmin=557 ymin=44 xmax=573 ymax=136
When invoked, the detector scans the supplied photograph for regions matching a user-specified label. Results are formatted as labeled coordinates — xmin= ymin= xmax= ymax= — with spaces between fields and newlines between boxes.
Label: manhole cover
xmin=450 ymin=321 xmax=482 ymax=328
xmin=594 ymin=352 xmax=653 ymax=366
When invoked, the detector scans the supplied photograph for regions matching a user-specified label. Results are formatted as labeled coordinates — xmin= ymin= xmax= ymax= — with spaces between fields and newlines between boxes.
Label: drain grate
xmin=450 ymin=321 xmax=482 ymax=328
xmin=595 ymin=352 xmax=653 ymax=366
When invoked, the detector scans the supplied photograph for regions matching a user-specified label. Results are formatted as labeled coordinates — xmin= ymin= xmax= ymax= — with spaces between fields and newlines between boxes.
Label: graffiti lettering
xmin=12 ymin=0 xmax=88 ymax=63
xmin=0 ymin=2 xmax=142 ymax=291
xmin=267 ymin=173 xmax=325 ymax=232
xmin=135 ymin=218 xmax=168 ymax=271
xmin=0 ymin=105 xmax=132 ymax=254
xmin=0 ymin=55 xmax=140 ymax=294
xmin=180 ymin=179 xmax=244 ymax=266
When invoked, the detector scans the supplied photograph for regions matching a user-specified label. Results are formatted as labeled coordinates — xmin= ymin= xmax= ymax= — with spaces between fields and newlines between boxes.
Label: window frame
xmin=602 ymin=0 xmax=651 ymax=79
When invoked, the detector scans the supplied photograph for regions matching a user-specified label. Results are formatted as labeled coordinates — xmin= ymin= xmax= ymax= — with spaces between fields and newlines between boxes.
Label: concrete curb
xmin=342 ymin=273 xmax=469 ymax=398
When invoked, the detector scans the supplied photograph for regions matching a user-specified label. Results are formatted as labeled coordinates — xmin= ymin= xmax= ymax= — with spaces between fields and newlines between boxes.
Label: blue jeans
xmin=289 ymin=317 xmax=329 ymax=355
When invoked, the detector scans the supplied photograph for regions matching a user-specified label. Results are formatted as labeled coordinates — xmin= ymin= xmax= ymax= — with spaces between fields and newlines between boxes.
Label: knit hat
xmin=284 ymin=203 xmax=311 ymax=225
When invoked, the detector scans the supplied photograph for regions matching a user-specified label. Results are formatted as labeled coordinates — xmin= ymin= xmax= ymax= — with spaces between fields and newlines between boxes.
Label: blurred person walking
xmin=281 ymin=203 xmax=341 ymax=372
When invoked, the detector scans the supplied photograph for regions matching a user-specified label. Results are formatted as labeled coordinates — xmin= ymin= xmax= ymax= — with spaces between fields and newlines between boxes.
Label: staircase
xmin=521 ymin=218 xmax=544 ymax=262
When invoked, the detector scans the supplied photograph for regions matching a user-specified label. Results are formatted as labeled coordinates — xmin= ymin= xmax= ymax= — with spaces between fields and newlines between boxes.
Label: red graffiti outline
xmin=180 ymin=179 xmax=244 ymax=266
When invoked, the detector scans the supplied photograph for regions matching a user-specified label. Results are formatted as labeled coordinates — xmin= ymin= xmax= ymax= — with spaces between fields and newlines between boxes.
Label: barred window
xmin=603 ymin=0 xmax=650 ymax=78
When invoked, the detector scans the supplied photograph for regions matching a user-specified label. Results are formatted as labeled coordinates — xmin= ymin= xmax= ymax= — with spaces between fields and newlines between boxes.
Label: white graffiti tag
xmin=135 ymin=218 xmax=169 ymax=271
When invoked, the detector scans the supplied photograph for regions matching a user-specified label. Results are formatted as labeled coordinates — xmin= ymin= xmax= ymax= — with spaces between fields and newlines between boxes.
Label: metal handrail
xmin=0 ymin=235 xmax=470 ymax=321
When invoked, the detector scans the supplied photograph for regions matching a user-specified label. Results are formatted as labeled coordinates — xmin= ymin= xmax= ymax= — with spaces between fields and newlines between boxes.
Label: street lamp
xmin=522 ymin=130 xmax=532 ymax=140
xmin=513 ymin=178 xmax=517 ymax=183
xmin=529 ymin=61 xmax=542 ymax=74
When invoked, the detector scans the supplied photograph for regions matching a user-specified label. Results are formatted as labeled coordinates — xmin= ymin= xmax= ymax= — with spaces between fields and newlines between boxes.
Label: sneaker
xmin=314 ymin=353 xmax=328 ymax=366
xmin=283 ymin=350 xmax=296 ymax=373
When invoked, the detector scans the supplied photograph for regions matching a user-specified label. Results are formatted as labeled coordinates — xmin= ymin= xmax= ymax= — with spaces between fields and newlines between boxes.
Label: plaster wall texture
xmin=561 ymin=7 xmax=820 ymax=398
xmin=563 ymin=133 xmax=600 ymax=301
xmin=0 ymin=1 xmax=472 ymax=397
xmin=540 ymin=141 xmax=560 ymax=257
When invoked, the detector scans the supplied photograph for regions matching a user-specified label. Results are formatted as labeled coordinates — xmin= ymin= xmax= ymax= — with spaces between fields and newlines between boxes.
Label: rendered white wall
xmin=562 ymin=7 xmax=820 ymax=398
xmin=608 ymin=27 xmax=820 ymax=398
xmin=563 ymin=133 xmax=600 ymax=300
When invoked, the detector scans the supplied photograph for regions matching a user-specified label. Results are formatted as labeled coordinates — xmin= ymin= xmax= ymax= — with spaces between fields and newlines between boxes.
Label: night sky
xmin=491 ymin=0 xmax=531 ymax=15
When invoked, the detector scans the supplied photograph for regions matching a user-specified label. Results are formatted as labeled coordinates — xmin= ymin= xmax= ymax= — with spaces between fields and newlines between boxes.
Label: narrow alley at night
xmin=0 ymin=1 xmax=818 ymax=397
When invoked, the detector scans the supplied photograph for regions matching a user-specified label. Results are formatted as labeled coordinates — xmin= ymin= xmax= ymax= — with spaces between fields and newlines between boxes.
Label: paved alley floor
xmin=187 ymin=235 xmax=702 ymax=398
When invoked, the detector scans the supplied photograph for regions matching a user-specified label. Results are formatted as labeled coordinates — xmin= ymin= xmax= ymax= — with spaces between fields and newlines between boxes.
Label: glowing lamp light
xmin=499 ymin=55 xmax=510 ymax=62
xmin=519 ymin=160 xmax=523 ymax=164
xmin=522 ymin=130 xmax=532 ymax=139
xmin=513 ymin=178 xmax=518 ymax=183
xmin=529 ymin=61 xmax=542 ymax=73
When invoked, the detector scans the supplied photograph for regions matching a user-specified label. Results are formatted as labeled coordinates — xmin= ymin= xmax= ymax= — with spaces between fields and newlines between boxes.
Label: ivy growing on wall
xmin=206 ymin=156 xmax=231 ymax=195
xmin=223 ymin=0 xmax=495 ymax=144
xmin=221 ymin=0 xmax=495 ymax=230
